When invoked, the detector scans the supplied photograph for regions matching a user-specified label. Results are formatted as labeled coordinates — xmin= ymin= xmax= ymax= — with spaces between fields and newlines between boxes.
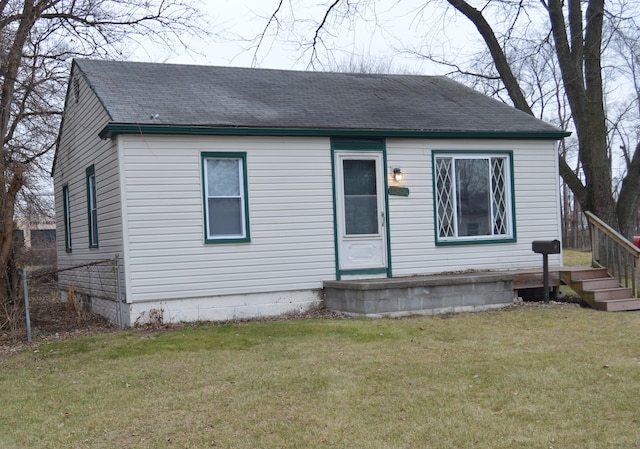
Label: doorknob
xmin=380 ymin=211 xmax=385 ymax=227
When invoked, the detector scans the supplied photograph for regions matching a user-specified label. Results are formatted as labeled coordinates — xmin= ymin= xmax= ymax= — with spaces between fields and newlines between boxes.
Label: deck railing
xmin=586 ymin=211 xmax=640 ymax=297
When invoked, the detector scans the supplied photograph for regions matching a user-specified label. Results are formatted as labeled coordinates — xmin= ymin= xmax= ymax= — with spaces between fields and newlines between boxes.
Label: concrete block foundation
xmin=323 ymin=272 xmax=515 ymax=317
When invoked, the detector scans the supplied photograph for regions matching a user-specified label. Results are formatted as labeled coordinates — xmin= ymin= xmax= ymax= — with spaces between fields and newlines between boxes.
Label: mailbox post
xmin=532 ymin=240 xmax=561 ymax=303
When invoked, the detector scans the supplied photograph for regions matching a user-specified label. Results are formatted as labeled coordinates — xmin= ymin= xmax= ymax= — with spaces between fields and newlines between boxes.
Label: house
xmin=15 ymin=215 xmax=56 ymax=249
xmin=53 ymin=59 xmax=569 ymax=325
xmin=15 ymin=215 xmax=56 ymax=266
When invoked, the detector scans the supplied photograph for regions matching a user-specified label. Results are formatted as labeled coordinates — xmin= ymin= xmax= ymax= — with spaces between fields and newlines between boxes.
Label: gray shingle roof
xmin=74 ymin=59 xmax=565 ymax=136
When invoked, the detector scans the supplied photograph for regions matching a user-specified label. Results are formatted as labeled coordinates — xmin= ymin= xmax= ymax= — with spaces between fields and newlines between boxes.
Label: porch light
xmin=393 ymin=168 xmax=403 ymax=182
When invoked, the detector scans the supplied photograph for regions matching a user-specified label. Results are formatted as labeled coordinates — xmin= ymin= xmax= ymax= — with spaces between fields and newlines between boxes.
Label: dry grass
xmin=2 ymin=305 xmax=640 ymax=448
xmin=563 ymin=248 xmax=592 ymax=267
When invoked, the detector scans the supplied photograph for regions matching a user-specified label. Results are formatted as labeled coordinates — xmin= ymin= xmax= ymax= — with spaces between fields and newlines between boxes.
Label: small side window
xmin=86 ymin=165 xmax=98 ymax=248
xmin=201 ymin=152 xmax=250 ymax=243
xmin=63 ymin=185 xmax=72 ymax=252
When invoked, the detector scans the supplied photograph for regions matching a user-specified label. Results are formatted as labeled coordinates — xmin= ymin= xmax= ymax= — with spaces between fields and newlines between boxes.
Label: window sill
xmin=436 ymin=237 xmax=516 ymax=246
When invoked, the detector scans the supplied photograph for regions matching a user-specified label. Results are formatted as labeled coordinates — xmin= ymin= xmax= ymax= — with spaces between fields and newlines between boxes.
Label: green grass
xmin=563 ymin=248 xmax=592 ymax=267
xmin=2 ymin=308 xmax=640 ymax=448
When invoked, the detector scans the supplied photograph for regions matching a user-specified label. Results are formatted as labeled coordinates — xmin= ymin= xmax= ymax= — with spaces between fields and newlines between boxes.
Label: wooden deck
xmin=512 ymin=267 xmax=562 ymax=290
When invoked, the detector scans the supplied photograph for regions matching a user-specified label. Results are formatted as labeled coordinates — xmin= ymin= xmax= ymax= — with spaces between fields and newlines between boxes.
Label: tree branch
xmin=252 ymin=0 xmax=284 ymax=67
xmin=445 ymin=0 xmax=533 ymax=115
xmin=616 ymin=142 xmax=640 ymax=236
xmin=559 ymin=154 xmax=587 ymax=206
xmin=310 ymin=0 xmax=342 ymax=67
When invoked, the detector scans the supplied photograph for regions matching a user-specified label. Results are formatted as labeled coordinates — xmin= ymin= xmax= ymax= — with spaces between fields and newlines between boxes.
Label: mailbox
xmin=532 ymin=239 xmax=561 ymax=255
xmin=531 ymin=239 xmax=561 ymax=303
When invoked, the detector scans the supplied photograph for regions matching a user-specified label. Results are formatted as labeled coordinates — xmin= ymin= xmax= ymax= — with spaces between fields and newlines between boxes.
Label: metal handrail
xmin=585 ymin=211 xmax=640 ymax=297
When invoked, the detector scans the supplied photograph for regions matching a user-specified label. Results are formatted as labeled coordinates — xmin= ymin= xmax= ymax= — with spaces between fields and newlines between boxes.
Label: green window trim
xmin=201 ymin=152 xmax=251 ymax=244
xmin=62 ymin=185 xmax=72 ymax=252
xmin=86 ymin=164 xmax=98 ymax=248
xmin=432 ymin=150 xmax=517 ymax=246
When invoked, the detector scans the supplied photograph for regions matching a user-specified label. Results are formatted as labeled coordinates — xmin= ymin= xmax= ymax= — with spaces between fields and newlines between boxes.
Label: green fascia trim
xmin=330 ymin=138 xmax=392 ymax=280
xmin=201 ymin=151 xmax=251 ymax=244
xmin=431 ymin=150 xmax=517 ymax=246
xmin=99 ymin=123 xmax=570 ymax=140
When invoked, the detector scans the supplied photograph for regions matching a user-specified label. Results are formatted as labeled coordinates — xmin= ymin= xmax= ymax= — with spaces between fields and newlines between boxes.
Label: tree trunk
xmin=616 ymin=143 xmax=640 ymax=237
xmin=0 ymin=1 xmax=38 ymax=327
xmin=0 ymin=236 xmax=22 ymax=331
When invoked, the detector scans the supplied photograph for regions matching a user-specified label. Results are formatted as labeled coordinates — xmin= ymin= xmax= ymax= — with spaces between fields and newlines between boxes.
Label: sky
xmin=128 ymin=0 xmax=476 ymax=75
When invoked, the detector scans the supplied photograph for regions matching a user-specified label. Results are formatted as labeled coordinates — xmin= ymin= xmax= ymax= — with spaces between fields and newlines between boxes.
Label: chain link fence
xmin=18 ymin=255 xmax=126 ymax=340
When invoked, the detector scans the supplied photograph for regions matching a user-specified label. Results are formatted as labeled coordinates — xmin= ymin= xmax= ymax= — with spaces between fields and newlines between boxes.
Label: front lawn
xmin=1 ymin=305 xmax=639 ymax=448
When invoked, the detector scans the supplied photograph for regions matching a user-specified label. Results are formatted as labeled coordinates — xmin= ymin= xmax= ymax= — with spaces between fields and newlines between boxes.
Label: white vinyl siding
xmin=120 ymin=135 xmax=335 ymax=302
xmin=53 ymin=70 xmax=125 ymax=302
xmin=118 ymin=135 xmax=561 ymax=303
xmin=385 ymin=139 xmax=562 ymax=276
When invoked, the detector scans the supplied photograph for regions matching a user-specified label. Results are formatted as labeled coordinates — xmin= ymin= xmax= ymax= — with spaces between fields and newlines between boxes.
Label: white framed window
xmin=63 ymin=185 xmax=72 ymax=252
xmin=201 ymin=152 xmax=250 ymax=243
xmin=434 ymin=151 xmax=515 ymax=245
xmin=86 ymin=164 xmax=98 ymax=248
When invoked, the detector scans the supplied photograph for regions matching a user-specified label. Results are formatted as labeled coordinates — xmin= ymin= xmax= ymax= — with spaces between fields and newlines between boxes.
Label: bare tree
xmin=326 ymin=53 xmax=414 ymax=74
xmin=257 ymin=0 xmax=640 ymax=238
xmin=0 ymin=0 xmax=204 ymax=331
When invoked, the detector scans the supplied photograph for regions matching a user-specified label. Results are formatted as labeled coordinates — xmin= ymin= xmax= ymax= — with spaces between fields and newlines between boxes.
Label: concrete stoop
xmin=323 ymin=272 xmax=514 ymax=317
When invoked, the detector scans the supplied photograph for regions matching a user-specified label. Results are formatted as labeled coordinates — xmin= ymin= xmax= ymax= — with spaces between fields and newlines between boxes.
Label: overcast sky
xmin=129 ymin=0 xmax=476 ymax=75
xmin=125 ymin=1 xmax=633 ymax=180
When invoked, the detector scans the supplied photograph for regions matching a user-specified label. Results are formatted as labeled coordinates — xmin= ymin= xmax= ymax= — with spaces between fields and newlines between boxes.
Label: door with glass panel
xmin=334 ymin=151 xmax=388 ymax=274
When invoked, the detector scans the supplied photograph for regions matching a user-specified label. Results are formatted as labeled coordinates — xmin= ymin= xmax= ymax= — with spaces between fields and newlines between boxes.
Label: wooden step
xmin=564 ymin=267 xmax=609 ymax=280
xmin=582 ymin=287 xmax=634 ymax=302
xmin=578 ymin=277 xmax=621 ymax=291
xmin=593 ymin=297 xmax=640 ymax=312
xmin=560 ymin=267 xmax=640 ymax=312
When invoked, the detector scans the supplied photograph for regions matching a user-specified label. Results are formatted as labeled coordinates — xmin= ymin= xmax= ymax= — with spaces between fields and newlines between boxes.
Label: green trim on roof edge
xmin=99 ymin=124 xmax=570 ymax=140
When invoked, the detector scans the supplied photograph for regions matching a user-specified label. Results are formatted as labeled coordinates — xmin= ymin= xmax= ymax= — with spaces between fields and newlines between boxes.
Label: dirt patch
xmin=0 ymin=287 xmax=115 ymax=358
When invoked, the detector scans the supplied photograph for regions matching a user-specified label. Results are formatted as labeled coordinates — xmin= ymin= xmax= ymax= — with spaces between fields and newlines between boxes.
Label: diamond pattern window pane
xmin=436 ymin=158 xmax=454 ymax=238
xmin=491 ymin=158 xmax=508 ymax=235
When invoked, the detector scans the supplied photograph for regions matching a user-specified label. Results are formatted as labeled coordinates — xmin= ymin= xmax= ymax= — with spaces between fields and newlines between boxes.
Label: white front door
xmin=334 ymin=151 xmax=388 ymax=275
